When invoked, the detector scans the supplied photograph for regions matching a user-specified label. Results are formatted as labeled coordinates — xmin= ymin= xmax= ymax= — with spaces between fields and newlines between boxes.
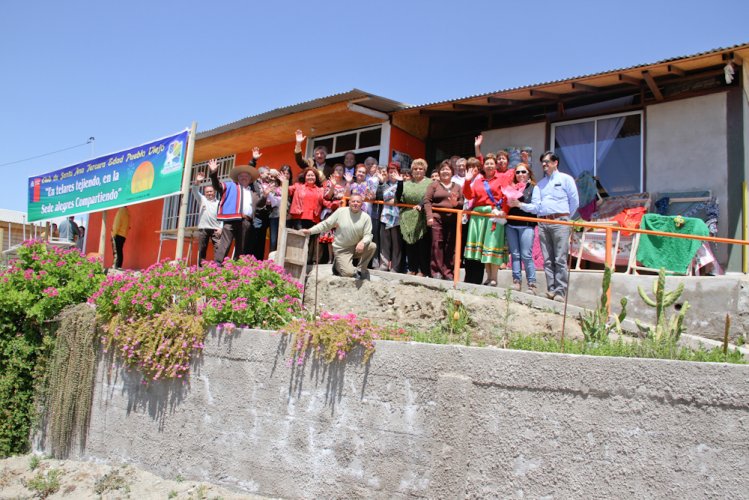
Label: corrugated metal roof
xmin=402 ymin=42 xmax=749 ymax=110
xmin=197 ymin=89 xmax=409 ymax=140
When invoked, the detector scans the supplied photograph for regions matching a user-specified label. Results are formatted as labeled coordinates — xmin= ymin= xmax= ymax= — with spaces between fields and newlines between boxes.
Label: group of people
xmin=195 ymin=131 xmax=579 ymax=301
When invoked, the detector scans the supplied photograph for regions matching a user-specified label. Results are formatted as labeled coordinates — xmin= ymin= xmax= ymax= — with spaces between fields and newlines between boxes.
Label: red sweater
xmin=289 ymin=183 xmax=330 ymax=223
xmin=463 ymin=170 xmax=514 ymax=211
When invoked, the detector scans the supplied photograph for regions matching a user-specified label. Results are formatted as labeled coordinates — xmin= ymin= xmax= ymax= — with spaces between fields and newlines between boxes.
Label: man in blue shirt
xmin=509 ymin=151 xmax=579 ymax=301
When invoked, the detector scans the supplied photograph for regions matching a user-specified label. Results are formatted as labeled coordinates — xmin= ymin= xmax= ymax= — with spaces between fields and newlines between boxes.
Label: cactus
xmin=579 ymin=266 xmax=628 ymax=343
xmin=635 ymin=268 xmax=690 ymax=343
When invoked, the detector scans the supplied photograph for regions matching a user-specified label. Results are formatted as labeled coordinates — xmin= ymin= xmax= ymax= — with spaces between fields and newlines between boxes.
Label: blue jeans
xmin=506 ymin=224 xmax=536 ymax=284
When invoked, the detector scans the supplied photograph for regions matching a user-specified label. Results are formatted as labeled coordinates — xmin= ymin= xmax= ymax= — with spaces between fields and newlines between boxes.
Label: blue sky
xmin=1 ymin=0 xmax=748 ymax=218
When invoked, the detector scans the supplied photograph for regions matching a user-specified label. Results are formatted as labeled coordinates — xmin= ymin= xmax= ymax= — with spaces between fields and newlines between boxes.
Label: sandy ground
xmin=0 ymin=454 xmax=267 ymax=499
xmin=303 ymin=265 xmax=583 ymax=345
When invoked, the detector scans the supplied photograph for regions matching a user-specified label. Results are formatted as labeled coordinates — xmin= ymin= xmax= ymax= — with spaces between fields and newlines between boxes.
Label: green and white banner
xmin=28 ymin=129 xmax=189 ymax=221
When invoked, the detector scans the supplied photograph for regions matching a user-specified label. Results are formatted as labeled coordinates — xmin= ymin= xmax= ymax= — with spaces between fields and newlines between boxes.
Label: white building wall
xmin=646 ymin=92 xmax=729 ymax=262
xmin=480 ymin=122 xmax=546 ymax=179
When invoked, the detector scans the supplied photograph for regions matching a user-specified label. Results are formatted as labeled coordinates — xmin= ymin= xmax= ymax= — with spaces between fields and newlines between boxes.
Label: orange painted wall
xmin=86 ymin=201 xmax=177 ymax=270
xmin=389 ymin=126 xmax=426 ymax=165
xmin=85 ymin=140 xmax=304 ymax=270
xmin=236 ymin=140 xmax=304 ymax=179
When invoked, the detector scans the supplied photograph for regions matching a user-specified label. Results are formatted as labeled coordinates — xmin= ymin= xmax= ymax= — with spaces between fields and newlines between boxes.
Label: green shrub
xmin=26 ymin=468 xmax=62 ymax=497
xmin=0 ymin=242 xmax=105 ymax=458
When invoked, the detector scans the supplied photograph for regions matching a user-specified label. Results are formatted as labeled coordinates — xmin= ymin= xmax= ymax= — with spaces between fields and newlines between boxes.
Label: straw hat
xmin=229 ymin=164 xmax=259 ymax=183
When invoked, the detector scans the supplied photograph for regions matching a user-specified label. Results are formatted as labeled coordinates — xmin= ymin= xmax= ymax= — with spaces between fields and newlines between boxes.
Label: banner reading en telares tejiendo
xmin=27 ymin=129 xmax=189 ymax=222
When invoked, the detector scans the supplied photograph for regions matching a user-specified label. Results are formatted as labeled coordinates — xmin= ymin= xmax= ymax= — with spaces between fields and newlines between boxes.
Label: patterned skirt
xmin=464 ymin=205 xmax=508 ymax=265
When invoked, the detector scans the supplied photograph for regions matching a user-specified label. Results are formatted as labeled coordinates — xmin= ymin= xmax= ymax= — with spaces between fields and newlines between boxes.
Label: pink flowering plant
xmin=0 ymin=241 xmax=105 ymax=324
xmin=90 ymin=256 xmax=303 ymax=382
xmin=280 ymin=311 xmax=381 ymax=366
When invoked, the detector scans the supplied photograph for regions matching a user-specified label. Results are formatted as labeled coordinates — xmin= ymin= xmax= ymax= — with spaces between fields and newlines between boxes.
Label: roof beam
xmin=452 ymin=103 xmax=498 ymax=111
xmin=618 ymin=73 xmax=642 ymax=86
xmin=529 ymin=89 xmax=559 ymax=100
xmin=487 ymin=97 xmax=524 ymax=106
xmin=641 ymin=70 xmax=664 ymax=101
xmin=722 ymin=52 xmax=743 ymax=64
xmin=667 ymin=64 xmax=686 ymax=76
xmin=570 ymin=82 xmax=599 ymax=92
xmin=419 ymin=109 xmax=465 ymax=116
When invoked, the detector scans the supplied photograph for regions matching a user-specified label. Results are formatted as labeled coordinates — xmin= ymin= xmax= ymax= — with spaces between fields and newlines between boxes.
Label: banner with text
xmin=27 ymin=129 xmax=189 ymax=222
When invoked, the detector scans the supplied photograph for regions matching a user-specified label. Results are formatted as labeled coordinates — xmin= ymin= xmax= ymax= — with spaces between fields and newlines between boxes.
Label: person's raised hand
xmin=208 ymin=159 xmax=218 ymax=172
xmin=465 ymin=166 xmax=477 ymax=182
xmin=195 ymin=172 xmax=205 ymax=184
xmin=252 ymin=146 xmax=262 ymax=160
xmin=295 ymin=129 xmax=306 ymax=143
xmin=344 ymin=172 xmax=353 ymax=184
xmin=474 ymin=134 xmax=483 ymax=147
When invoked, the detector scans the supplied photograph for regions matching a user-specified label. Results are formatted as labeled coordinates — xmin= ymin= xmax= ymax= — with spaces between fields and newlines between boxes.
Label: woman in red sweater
xmin=424 ymin=160 xmax=464 ymax=280
xmin=287 ymin=167 xmax=330 ymax=230
xmin=463 ymin=153 xmax=514 ymax=286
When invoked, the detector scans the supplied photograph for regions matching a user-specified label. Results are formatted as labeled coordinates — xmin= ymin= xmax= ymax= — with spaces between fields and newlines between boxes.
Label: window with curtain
xmin=551 ymin=111 xmax=642 ymax=196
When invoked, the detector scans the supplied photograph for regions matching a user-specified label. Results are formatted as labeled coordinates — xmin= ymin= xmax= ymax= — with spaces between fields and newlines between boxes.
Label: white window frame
xmin=308 ymin=124 xmax=390 ymax=165
xmin=550 ymin=110 xmax=644 ymax=193
xmin=160 ymin=155 xmax=235 ymax=231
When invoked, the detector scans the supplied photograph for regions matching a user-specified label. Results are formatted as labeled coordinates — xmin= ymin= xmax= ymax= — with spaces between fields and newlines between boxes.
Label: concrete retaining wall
xmin=61 ymin=329 xmax=748 ymax=498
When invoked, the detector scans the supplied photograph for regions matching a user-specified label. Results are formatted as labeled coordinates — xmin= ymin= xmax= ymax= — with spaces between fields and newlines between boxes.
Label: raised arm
xmin=208 ymin=159 xmax=224 ymax=196
xmin=474 ymin=134 xmax=483 ymax=158
xmin=294 ymin=130 xmax=308 ymax=169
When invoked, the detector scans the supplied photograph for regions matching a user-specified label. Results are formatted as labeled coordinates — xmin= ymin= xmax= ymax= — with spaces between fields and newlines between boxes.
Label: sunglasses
xmin=515 ymin=170 xmax=529 ymax=174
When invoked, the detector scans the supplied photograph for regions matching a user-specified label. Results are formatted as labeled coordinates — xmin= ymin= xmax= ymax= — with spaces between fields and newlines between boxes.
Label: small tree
xmin=579 ymin=267 xmax=627 ymax=343
xmin=635 ymin=268 xmax=689 ymax=343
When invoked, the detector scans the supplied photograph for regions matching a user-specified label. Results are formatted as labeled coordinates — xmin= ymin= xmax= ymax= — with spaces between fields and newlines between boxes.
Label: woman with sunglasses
xmin=506 ymin=163 xmax=539 ymax=293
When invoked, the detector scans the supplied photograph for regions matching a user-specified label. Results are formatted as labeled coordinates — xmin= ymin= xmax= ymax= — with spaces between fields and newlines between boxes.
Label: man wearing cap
xmin=508 ymin=151 xmax=579 ymax=301
xmin=302 ymin=193 xmax=376 ymax=280
xmin=208 ymin=147 xmax=266 ymax=263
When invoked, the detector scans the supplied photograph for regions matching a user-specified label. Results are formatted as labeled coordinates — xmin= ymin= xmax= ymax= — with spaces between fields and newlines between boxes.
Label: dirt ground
xmin=302 ymin=266 xmax=583 ymax=345
xmin=0 ymin=453 xmax=267 ymax=499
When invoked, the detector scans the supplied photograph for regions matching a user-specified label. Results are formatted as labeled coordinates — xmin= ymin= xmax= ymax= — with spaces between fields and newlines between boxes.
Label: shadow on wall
xmin=273 ymin=332 xmax=371 ymax=416
xmin=108 ymin=361 xmax=189 ymax=432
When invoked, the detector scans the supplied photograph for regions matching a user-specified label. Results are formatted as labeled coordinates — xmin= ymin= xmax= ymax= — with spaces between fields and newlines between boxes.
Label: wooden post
xmin=604 ymin=226 xmax=613 ymax=315
xmin=98 ymin=212 xmax=107 ymax=257
xmin=275 ymin=177 xmax=290 ymax=266
xmin=176 ymin=122 xmax=197 ymax=260
xmin=743 ymin=181 xmax=747 ymax=274
xmin=453 ymin=210 xmax=462 ymax=289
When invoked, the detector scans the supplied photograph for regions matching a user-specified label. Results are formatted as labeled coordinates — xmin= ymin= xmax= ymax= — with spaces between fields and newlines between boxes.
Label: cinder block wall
xmin=61 ymin=329 xmax=749 ymax=498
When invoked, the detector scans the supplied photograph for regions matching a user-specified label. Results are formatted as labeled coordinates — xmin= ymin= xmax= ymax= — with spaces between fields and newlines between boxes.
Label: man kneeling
xmin=303 ymin=194 xmax=376 ymax=279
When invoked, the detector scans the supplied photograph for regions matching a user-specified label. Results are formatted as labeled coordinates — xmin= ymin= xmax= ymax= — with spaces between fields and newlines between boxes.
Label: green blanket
xmin=636 ymin=214 xmax=709 ymax=274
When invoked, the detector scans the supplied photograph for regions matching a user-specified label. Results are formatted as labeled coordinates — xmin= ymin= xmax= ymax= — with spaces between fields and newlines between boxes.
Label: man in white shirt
xmin=509 ymin=151 xmax=579 ymax=301
xmin=192 ymin=172 xmax=222 ymax=266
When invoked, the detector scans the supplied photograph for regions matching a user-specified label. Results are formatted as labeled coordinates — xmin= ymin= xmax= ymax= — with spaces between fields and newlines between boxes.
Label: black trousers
xmin=251 ymin=213 xmax=270 ymax=261
xmin=197 ymin=228 xmax=220 ymax=266
xmin=215 ymin=219 xmax=253 ymax=264
xmin=112 ymin=235 xmax=126 ymax=269
xmin=404 ymin=234 xmax=431 ymax=276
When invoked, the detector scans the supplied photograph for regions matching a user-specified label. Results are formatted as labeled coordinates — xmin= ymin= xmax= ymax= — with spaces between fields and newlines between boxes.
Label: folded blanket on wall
xmin=636 ymin=214 xmax=709 ymax=274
